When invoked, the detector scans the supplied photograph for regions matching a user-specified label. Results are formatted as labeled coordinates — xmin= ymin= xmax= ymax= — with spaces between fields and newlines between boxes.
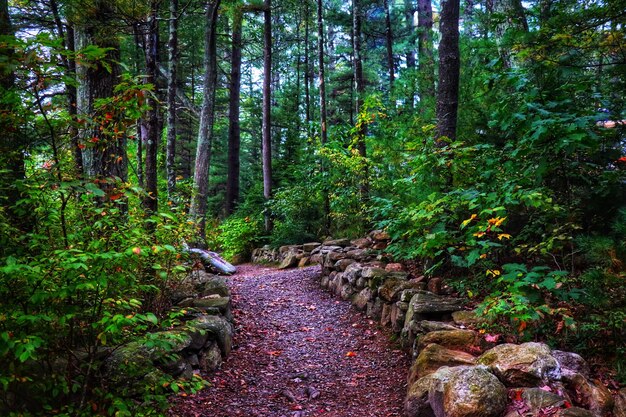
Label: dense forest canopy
xmin=0 ymin=0 xmax=625 ymax=414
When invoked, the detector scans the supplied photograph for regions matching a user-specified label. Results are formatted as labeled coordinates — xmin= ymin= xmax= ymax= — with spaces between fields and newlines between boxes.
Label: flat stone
xmin=417 ymin=329 xmax=478 ymax=354
xmin=353 ymin=287 xmax=374 ymax=310
xmin=322 ymin=238 xmax=351 ymax=247
xmin=278 ymin=253 xmax=299 ymax=269
xmin=334 ymin=258 xmax=356 ymax=271
xmin=302 ymin=242 xmax=321 ymax=252
xmin=409 ymin=344 xmax=476 ymax=383
xmin=408 ymin=291 xmax=464 ymax=314
xmin=351 ymin=238 xmax=372 ymax=249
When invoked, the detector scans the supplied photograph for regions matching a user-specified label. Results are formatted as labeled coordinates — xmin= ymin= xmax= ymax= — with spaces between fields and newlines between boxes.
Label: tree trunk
xmin=166 ymin=0 xmax=179 ymax=200
xmin=353 ymin=0 xmax=368 ymax=200
xmin=262 ymin=0 xmax=273 ymax=232
xmin=225 ymin=7 xmax=243 ymax=216
xmin=304 ymin=2 xmax=311 ymax=132
xmin=384 ymin=0 xmax=395 ymax=93
xmin=493 ymin=0 xmax=528 ymax=67
xmin=317 ymin=0 xmax=328 ymax=145
xmin=403 ymin=0 xmax=416 ymax=107
xmin=190 ymin=0 xmax=221 ymax=243
xmin=417 ymin=0 xmax=435 ymax=111
xmin=436 ymin=0 xmax=460 ymax=142
xmin=0 ymin=0 xmax=25 ymax=222
xmin=143 ymin=1 xmax=159 ymax=215
xmin=75 ymin=2 xmax=126 ymax=189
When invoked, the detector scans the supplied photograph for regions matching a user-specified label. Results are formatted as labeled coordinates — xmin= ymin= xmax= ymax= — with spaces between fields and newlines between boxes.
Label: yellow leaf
xmin=497 ymin=234 xmax=511 ymax=240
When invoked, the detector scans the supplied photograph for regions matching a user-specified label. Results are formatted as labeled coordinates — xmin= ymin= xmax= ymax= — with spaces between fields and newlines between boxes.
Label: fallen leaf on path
xmin=345 ymin=351 xmax=357 ymax=357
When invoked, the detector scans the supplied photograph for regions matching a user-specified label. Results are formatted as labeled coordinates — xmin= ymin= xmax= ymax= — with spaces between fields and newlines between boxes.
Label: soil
xmin=168 ymin=264 xmax=410 ymax=417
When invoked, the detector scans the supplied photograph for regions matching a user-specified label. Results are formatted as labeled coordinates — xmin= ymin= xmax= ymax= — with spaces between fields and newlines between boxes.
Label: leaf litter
xmin=168 ymin=264 xmax=409 ymax=417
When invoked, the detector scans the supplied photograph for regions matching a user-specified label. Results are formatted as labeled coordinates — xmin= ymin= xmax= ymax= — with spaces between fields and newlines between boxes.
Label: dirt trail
xmin=169 ymin=264 xmax=410 ymax=417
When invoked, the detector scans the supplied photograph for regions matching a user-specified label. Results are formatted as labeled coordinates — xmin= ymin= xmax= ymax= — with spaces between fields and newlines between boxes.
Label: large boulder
xmin=405 ymin=367 xmax=456 ymax=417
xmin=477 ymin=342 xmax=561 ymax=387
xmin=408 ymin=344 xmax=476 ymax=383
xmin=430 ymin=366 xmax=507 ymax=417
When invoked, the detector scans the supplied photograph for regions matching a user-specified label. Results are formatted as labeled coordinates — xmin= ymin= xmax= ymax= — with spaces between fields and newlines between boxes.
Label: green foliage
xmin=216 ymin=215 xmax=264 ymax=261
xmin=270 ymin=186 xmax=324 ymax=247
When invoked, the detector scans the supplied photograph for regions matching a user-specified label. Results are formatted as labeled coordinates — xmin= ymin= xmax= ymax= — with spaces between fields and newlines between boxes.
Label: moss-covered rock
xmin=477 ymin=342 xmax=561 ymax=387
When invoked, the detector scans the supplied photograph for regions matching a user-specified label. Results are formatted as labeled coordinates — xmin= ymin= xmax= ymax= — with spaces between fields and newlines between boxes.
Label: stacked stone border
xmin=254 ymin=231 xmax=626 ymax=417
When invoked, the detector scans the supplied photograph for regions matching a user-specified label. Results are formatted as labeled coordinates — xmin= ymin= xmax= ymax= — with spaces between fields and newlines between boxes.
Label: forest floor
xmin=168 ymin=264 xmax=410 ymax=417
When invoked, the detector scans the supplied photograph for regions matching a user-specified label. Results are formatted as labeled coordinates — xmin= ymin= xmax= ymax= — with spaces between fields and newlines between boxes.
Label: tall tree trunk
xmin=143 ymin=1 xmax=159 ymax=215
xmin=75 ymin=2 xmax=126 ymax=190
xmin=384 ymin=0 xmax=395 ymax=93
xmin=436 ymin=0 xmax=460 ymax=143
xmin=166 ymin=0 xmax=179 ymax=200
xmin=417 ymin=0 xmax=435 ymax=112
xmin=50 ymin=0 xmax=82 ymax=177
xmin=304 ymin=2 xmax=311 ymax=133
xmin=262 ymin=0 xmax=273 ymax=232
xmin=403 ymin=0 xmax=416 ymax=107
xmin=190 ymin=0 xmax=221 ymax=243
xmin=0 ymin=0 xmax=25 ymax=225
xmin=353 ymin=0 xmax=368 ymax=202
xmin=317 ymin=0 xmax=328 ymax=145
xmin=225 ymin=7 xmax=243 ymax=216
xmin=493 ymin=0 xmax=528 ymax=68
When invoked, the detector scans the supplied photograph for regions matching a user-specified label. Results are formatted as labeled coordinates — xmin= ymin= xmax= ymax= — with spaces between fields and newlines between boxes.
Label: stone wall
xmin=104 ymin=269 xmax=234 ymax=395
xmin=314 ymin=231 xmax=626 ymax=417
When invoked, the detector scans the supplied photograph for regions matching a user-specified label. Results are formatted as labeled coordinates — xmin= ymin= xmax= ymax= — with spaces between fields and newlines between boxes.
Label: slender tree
xmin=436 ymin=0 xmax=460 ymax=142
xmin=403 ymin=0 xmax=416 ymax=107
xmin=317 ymin=0 xmax=328 ymax=145
xmin=384 ymin=0 xmax=395 ymax=93
xmin=353 ymin=0 xmax=368 ymax=200
xmin=143 ymin=0 xmax=160 ymax=215
xmin=190 ymin=0 xmax=221 ymax=243
xmin=262 ymin=0 xmax=273 ymax=232
xmin=0 ymin=0 xmax=25 ymax=224
xmin=417 ymin=0 xmax=435 ymax=109
xmin=166 ymin=0 xmax=179 ymax=200
xmin=225 ymin=6 xmax=243 ymax=215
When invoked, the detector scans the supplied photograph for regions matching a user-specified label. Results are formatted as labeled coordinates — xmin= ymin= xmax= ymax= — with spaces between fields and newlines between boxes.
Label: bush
xmin=216 ymin=215 xmax=264 ymax=261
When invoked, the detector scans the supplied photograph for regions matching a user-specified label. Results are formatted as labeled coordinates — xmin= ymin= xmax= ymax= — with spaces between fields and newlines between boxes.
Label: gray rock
xmin=346 ymin=248 xmax=369 ymax=260
xmin=344 ymin=263 xmax=363 ymax=284
xmin=416 ymin=329 xmax=478 ymax=354
xmin=477 ymin=342 xmax=561 ymax=387
xmin=334 ymin=258 xmax=356 ymax=271
xmin=361 ymin=267 xmax=389 ymax=279
xmin=278 ymin=253 xmax=299 ymax=269
xmin=322 ymin=238 xmax=351 ymax=247
xmin=519 ymin=387 xmax=566 ymax=412
xmin=408 ymin=344 xmax=476 ymax=383
xmin=189 ymin=315 xmax=234 ymax=356
xmin=552 ymin=350 xmax=590 ymax=379
xmin=302 ymin=242 xmax=321 ymax=252
xmin=405 ymin=367 xmax=456 ymax=417
xmin=353 ymin=287 xmax=374 ymax=310
xmin=431 ymin=366 xmax=507 ymax=417
xmin=407 ymin=291 xmax=465 ymax=315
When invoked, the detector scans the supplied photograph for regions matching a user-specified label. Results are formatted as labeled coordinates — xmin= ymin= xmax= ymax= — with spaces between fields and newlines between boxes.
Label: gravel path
xmin=169 ymin=264 xmax=410 ymax=417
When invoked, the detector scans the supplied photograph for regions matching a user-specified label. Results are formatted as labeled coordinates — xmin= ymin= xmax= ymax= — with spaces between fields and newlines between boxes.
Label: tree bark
xmin=143 ymin=1 xmax=159 ymax=216
xmin=493 ymin=0 xmax=528 ymax=67
xmin=225 ymin=7 xmax=243 ymax=216
xmin=0 ymin=0 xmax=25 ymax=222
xmin=166 ymin=0 xmax=179 ymax=200
xmin=190 ymin=0 xmax=221 ymax=243
xmin=353 ymin=0 xmax=368 ymax=201
xmin=317 ymin=0 xmax=328 ymax=145
xmin=436 ymin=0 xmax=460 ymax=142
xmin=75 ymin=2 xmax=126 ymax=189
xmin=403 ymin=0 xmax=416 ymax=107
xmin=304 ymin=1 xmax=311 ymax=132
xmin=262 ymin=0 xmax=273 ymax=232
xmin=418 ymin=0 xmax=435 ymax=110
xmin=384 ymin=0 xmax=395 ymax=93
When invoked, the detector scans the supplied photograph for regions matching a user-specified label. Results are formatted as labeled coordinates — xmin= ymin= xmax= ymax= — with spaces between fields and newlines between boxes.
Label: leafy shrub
xmin=216 ymin=215 xmax=263 ymax=261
